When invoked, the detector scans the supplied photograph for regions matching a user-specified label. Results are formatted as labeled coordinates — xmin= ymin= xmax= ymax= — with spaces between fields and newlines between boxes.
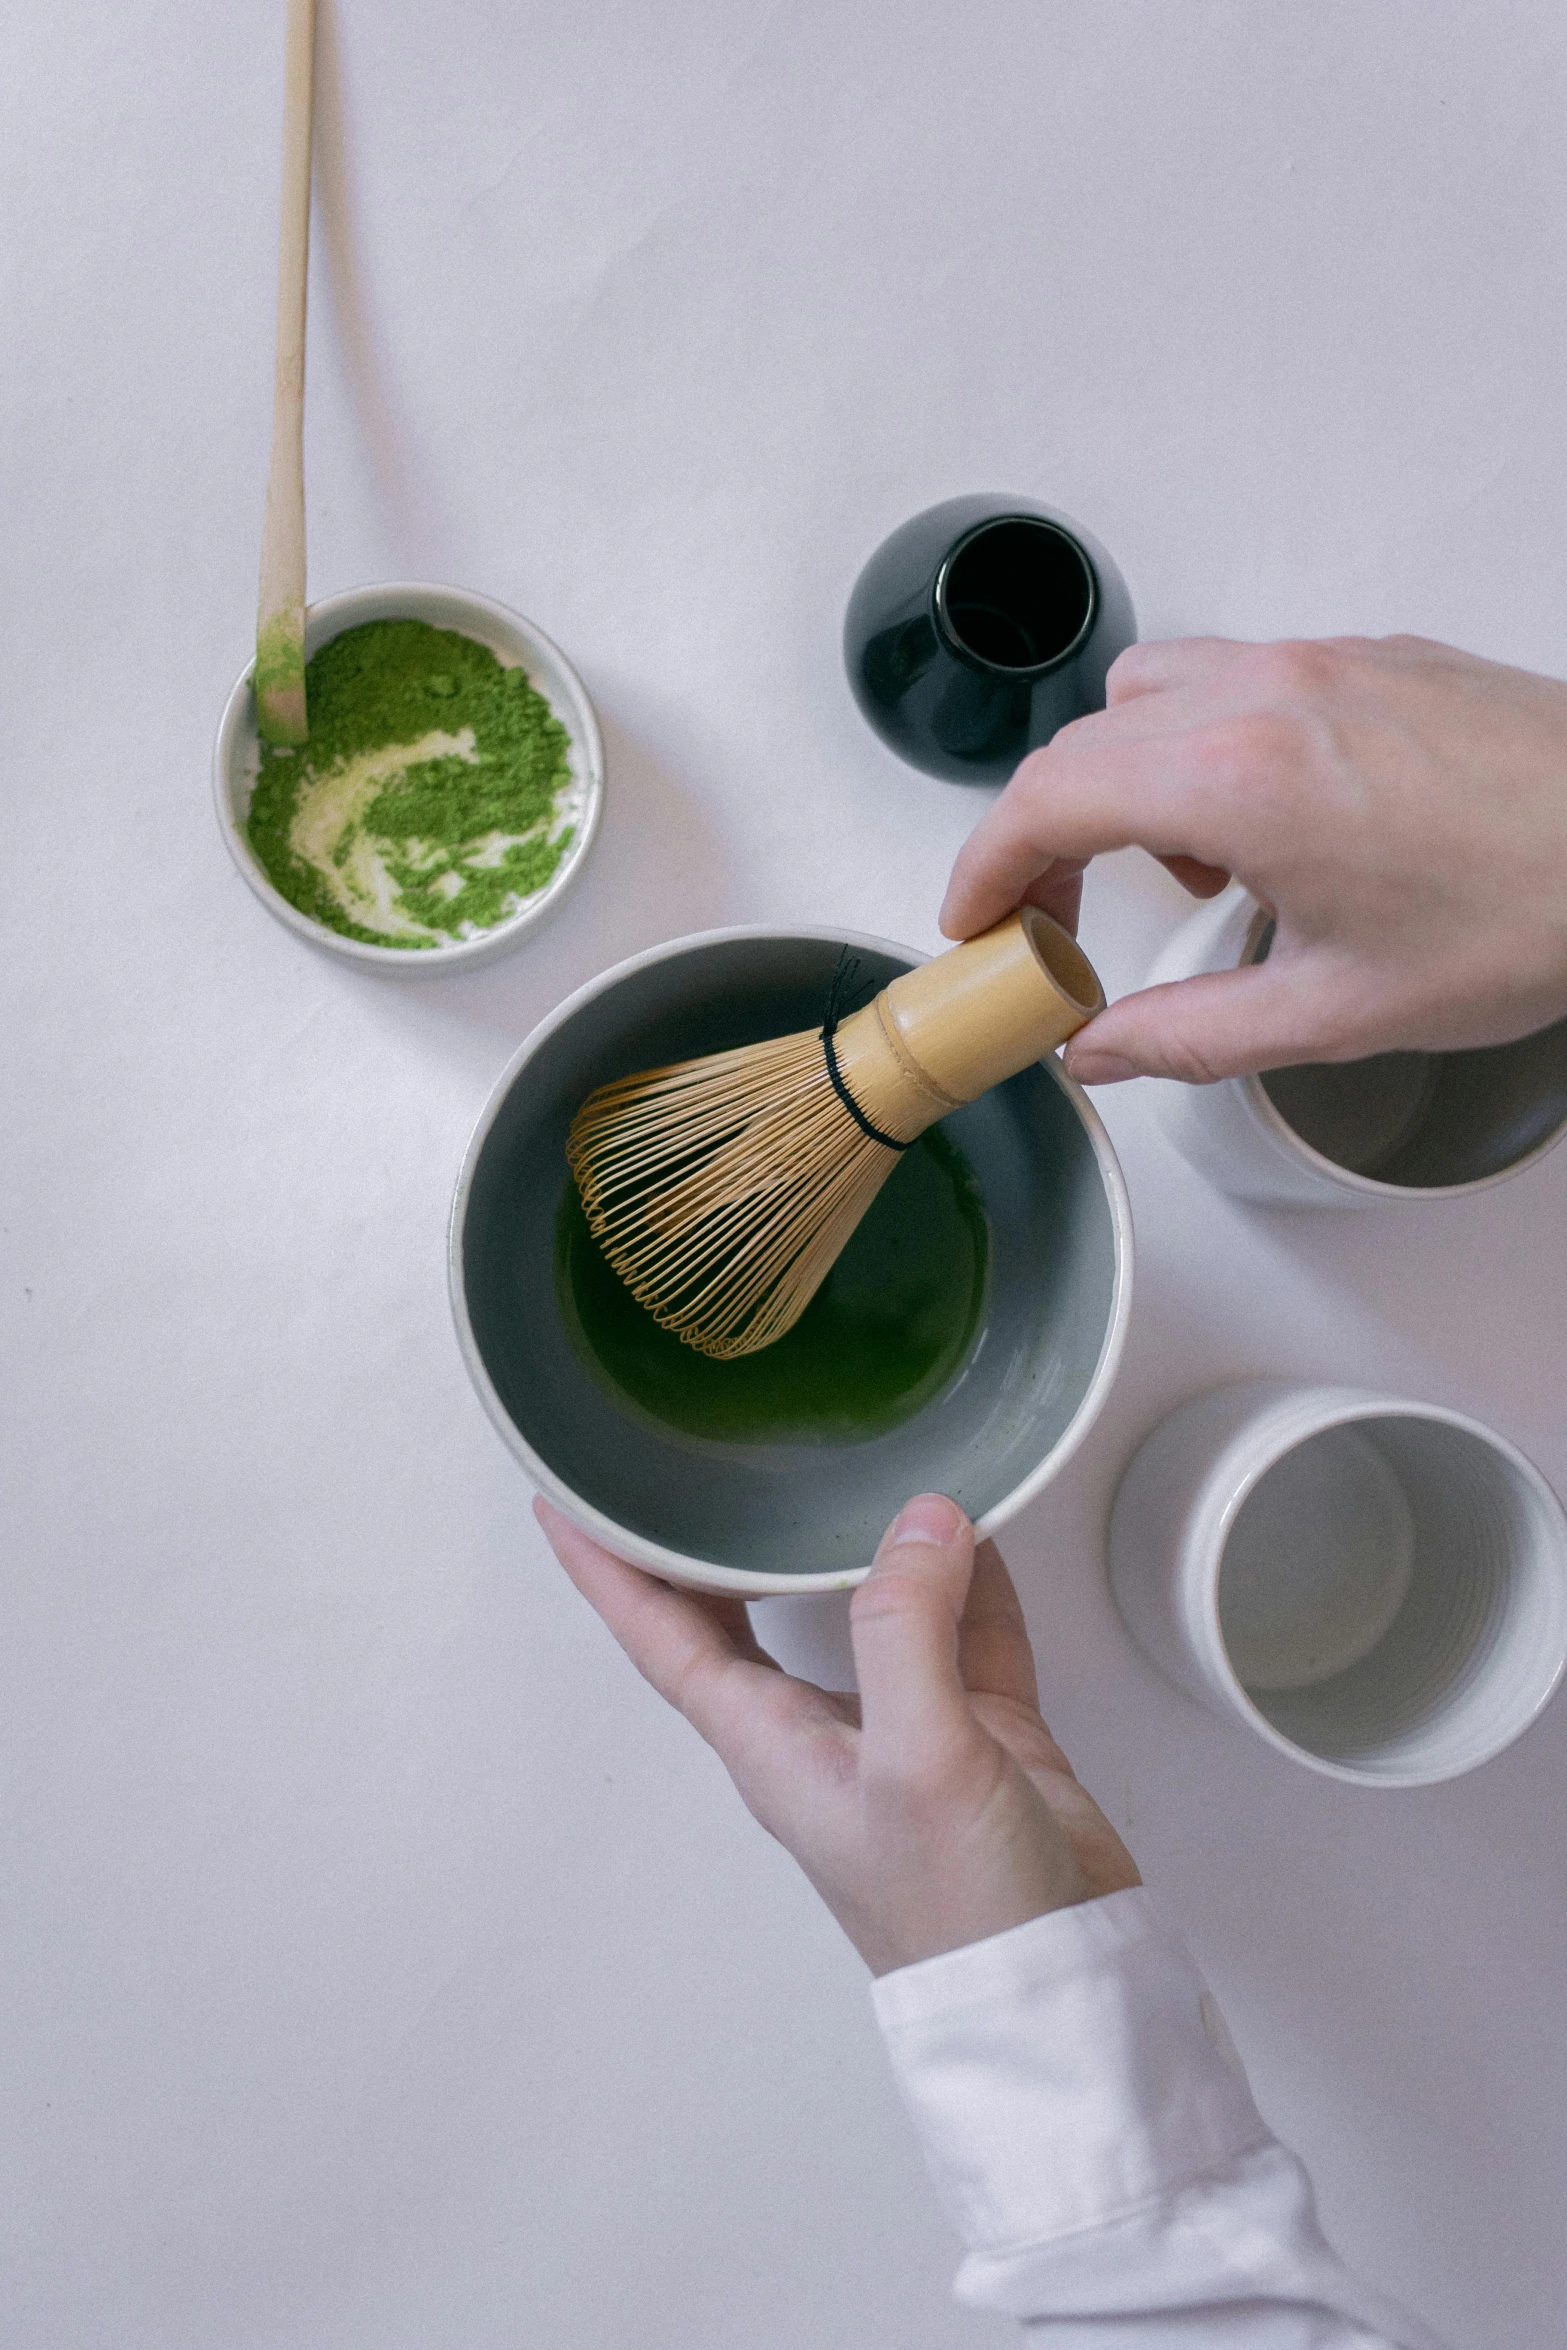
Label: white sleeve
xmin=871 ymin=1887 xmax=1449 ymax=2349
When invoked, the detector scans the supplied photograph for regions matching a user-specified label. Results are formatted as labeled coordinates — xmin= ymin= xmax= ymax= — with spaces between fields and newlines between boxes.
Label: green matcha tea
xmin=556 ymin=1127 xmax=990 ymax=1444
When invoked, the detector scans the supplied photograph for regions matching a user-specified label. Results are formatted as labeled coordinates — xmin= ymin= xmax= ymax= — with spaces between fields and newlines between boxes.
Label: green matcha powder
xmin=247 ymin=619 xmax=576 ymax=949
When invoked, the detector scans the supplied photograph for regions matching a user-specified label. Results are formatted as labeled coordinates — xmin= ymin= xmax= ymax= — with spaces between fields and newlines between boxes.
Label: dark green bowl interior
xmin=459 ymin=934 xmax=1121 ymax=1578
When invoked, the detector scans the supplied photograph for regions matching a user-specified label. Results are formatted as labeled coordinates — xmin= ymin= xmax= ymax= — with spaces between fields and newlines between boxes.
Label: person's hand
xmin=940 ymin=633 xmax=1567 ymax=1084
xmin=536 ymin=1491 xmax=1138 ymax=1977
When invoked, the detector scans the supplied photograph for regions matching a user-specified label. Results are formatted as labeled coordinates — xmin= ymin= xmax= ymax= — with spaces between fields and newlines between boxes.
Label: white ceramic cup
xmin=1143 ymin=888 xmax=1567 ymax=1206
xmin=1109 ymin=1379 xmax=1567 ymax=1786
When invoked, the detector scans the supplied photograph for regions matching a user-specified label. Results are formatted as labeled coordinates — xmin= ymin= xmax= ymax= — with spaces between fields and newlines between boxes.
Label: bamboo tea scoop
xmin=254 ymin=0 xmax=316 ymax=745
xmin=567 ymin=907 xmax=1104 ymax=1360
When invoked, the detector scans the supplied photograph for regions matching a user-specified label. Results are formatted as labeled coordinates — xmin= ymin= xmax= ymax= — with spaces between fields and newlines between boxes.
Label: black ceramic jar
xmin=843 ymin=495 xmax=1137 ymax=784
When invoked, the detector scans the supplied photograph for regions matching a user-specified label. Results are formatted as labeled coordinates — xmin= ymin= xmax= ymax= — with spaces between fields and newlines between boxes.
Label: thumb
xmin=1063 ymin=963 xmax=1338 ymax=1086
xmin=850 ymin=1495 xmax=977 ymax=1767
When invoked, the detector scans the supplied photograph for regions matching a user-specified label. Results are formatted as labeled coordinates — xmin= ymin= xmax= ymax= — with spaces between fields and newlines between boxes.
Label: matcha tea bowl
xmin=214 ymin=582 xmax=603 ymax=970
xmin=450 ymin=926 xmax=1133 ymax=1597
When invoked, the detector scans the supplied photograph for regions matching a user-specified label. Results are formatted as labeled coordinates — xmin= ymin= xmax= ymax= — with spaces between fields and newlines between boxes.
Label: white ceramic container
xmin=1109 ymin=1379 xmax=1567 ymax=1787
xmin=214 ymin=581 xmax=603 ymax=971
xmin=450 ymin=925 xmax=1134 ymax=1597
xmin=1144 ymin=888 xmax=1567 ymax=1206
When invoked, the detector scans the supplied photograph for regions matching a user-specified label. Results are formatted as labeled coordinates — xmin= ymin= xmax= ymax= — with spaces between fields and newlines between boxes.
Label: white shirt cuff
xmin=871 ymin=1887 xmax=1447 ymax=2347
xmin=871 ymin=1886 xmax=1268 ymax=2253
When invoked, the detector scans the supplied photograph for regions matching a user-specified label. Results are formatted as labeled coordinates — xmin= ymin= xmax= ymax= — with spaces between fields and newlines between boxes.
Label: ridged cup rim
xmin=1184 ymin=1381 xmax=1567 ymax=1787
xmin=1152 ymin=888 xmax=1567 ymax=1200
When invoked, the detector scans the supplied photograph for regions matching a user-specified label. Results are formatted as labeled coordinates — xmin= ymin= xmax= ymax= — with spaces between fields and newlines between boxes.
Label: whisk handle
xmin=881 ymin=908 xmax=1104 ymax=1105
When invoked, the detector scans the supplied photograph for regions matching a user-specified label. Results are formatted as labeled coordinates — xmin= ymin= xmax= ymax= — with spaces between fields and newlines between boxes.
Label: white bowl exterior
xmin=450 ymin=924 xmax=1135 ymax=1599
xmin=1142 ymin=887 xmax=1567 ymax=1206
xmin=213 ymin=582 xmax=604 ymax=972
xmin=1108 ymin=1378 xmax=1567 ymax=1787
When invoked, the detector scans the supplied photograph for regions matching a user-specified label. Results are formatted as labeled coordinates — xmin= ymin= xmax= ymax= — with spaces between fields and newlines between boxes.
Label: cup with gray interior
xmin=1109 ymin=1379 xmax=1567 ymax=1787
xmin=1143 ymin=888 xmax=1567 ymax=1206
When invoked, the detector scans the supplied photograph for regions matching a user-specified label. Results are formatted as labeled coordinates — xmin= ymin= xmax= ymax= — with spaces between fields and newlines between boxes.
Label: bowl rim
xmin=448 ymin=922 xmax=1135 ymax=1596
xmin=212 ymin=580 xmax=605 ymax=973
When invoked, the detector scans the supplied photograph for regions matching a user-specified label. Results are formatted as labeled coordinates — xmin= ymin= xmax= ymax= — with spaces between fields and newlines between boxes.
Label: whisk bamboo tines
xmin=566 ymin=908 xmax=1105 ymax=1360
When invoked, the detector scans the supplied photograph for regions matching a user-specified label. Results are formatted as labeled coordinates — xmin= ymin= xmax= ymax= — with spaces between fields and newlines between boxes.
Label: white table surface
xmin=6 ymin=5 xmax=1567 ymax=2345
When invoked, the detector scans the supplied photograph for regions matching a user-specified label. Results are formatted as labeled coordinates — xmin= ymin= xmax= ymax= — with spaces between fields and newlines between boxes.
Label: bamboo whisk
xmin=566 ymin=908 xmax=1104 ymax=1360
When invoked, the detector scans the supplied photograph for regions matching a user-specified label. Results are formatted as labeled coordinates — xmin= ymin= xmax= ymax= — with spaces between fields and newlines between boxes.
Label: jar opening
xmin=937 ymin=517 xmax=1096 ymax=673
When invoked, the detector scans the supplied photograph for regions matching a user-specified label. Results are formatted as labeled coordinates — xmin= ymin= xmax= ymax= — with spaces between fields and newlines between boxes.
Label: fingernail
xmin=887 ymin=1493 xmax=967 ymax=1547
xmin=1065 ymin=1048 xmax=1138 ymax=1085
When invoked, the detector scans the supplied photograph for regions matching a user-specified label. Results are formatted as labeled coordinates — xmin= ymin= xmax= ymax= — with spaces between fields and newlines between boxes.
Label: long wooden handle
xmin=255 ymin=0 xmax=316 ymax=744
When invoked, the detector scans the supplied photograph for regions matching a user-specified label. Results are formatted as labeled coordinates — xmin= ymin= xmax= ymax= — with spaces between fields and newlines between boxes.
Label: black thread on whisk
xmin=820 ymin=949 xmax=911 ymax=1152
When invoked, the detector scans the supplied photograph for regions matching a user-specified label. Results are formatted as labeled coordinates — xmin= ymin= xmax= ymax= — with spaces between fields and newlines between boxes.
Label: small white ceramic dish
xmin=1144 ymin=888 xmax=1567 ymax=1206
xmin=1109 ymin=1379 xmax=1567 ymax=1787
xmin=450 ymin=925 xmax=1134 ymax=1597
xmin=213 ymin=581 xmax=604 ymax=972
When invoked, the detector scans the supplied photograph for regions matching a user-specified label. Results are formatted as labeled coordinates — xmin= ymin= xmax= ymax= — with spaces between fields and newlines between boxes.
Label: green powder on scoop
xmin=247 ymin=618 xmax=576 ymax=949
